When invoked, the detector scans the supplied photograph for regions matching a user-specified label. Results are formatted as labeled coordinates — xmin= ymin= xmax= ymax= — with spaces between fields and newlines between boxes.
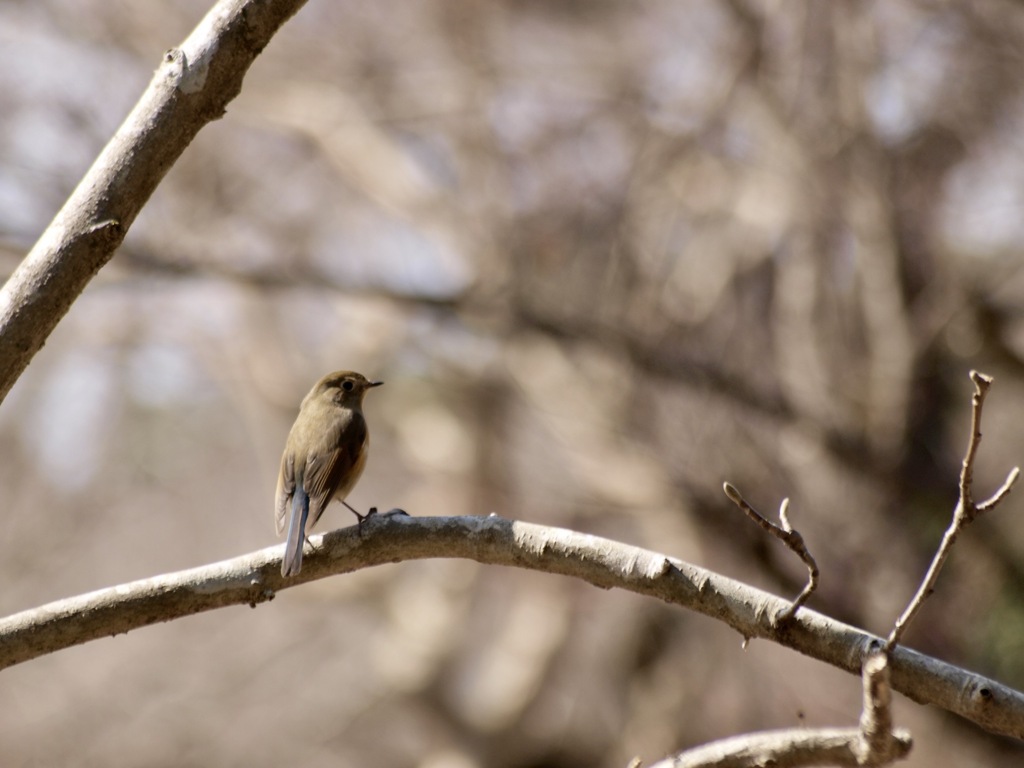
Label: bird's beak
xmin=368 ymin=380 xmax=384 ymax=388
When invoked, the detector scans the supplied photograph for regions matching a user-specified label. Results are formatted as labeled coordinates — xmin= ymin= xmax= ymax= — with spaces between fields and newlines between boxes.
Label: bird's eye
xmin=342 ymin=380 xmax=355 ymax=391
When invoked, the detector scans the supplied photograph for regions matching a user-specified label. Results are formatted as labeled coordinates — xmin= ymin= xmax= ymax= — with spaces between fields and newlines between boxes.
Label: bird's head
xmin=305 ymin=370 xmax=383 ymax=409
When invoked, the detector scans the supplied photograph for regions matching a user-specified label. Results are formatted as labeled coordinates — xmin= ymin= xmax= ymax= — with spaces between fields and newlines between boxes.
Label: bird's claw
xmin=356 ymin=506 xmax=378 ymax=524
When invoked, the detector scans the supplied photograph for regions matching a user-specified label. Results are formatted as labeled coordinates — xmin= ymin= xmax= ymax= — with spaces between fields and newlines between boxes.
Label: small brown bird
xmin=275 ymin=371 xmax=383 ymax=577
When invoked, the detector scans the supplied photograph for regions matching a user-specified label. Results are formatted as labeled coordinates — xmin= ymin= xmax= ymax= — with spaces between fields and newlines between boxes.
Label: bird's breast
xmin=333 ymin=431 xmax=370 ymax=500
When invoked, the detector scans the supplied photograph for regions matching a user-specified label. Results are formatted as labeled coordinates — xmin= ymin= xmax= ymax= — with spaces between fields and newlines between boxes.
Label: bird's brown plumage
xmin=275 ymin=371 xmax=381 ymax=576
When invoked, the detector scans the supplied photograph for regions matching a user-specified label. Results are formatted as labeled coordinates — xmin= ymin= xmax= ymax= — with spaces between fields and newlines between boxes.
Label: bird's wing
xmin=302 ymin=418 xmax=367 ymax=530
xmin=275 ymin=452 xmax=296 ymax=535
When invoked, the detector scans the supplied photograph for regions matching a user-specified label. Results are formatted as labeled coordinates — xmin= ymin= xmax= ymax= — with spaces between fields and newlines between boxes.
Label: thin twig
xmin=723 ymin=483 xmax=819 ymax=621
xmin=886 ymin=371 xmax=1020 ymax=650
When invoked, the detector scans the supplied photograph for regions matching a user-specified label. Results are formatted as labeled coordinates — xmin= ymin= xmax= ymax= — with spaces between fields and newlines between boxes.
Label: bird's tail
xmin=282 ymin=486 xmax=310 ymax=577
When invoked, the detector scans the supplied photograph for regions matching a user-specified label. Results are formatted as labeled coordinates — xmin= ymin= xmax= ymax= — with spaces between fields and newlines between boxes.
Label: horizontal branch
xmin=650 ymin=651 xmax=912 ymax=767
xmin=0 ymin=513 xmax=1022 ymax=740
xmin=649 ymin=728 xmax=907 ymax=768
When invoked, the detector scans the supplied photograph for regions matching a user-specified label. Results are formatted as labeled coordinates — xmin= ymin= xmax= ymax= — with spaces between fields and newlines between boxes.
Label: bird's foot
xmin=342 ymin=500 xmax=373 ymax=523
xmin=357 ymin=506 xmax=379 ymax=524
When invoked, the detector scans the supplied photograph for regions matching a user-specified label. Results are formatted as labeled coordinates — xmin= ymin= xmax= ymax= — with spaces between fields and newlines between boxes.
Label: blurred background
xmin=2 ymin=0 xmax=1024 ymax=765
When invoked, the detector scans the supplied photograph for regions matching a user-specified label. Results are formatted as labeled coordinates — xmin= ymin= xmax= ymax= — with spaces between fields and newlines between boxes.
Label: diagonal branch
xmin=0 ymin=513 xmax=1022 ymax=740
xmin=0 ymin=0 xmax=308 ymax=406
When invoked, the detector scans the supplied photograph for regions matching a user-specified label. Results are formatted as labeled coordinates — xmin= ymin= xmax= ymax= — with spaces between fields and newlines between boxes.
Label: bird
xmin=275 ymin=370 xmax=383 ymax=577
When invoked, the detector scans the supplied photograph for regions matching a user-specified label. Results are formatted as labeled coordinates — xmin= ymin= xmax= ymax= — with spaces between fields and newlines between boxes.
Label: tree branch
xmin=0 ymin=513 xmax=1022 ymax=740
xmin=646 ymin=652 xmax=912 ymax=766
xmin=647 ymin=651 xmax=912 ymax=767
xmin=0 ymin=0 xmax=308 ymax=406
